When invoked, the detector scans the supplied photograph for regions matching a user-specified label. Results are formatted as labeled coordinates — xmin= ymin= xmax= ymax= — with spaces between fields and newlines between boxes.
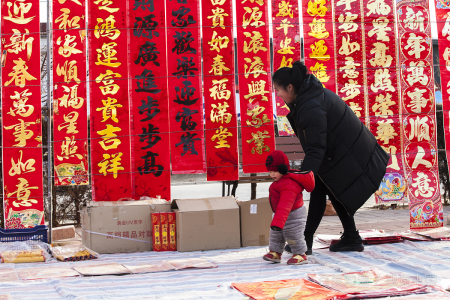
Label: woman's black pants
xmin=304 ymin=175 xmax=357 ymax=241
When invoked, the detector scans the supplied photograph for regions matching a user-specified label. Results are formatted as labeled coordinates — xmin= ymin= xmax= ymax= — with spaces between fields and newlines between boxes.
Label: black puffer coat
xmin=286 ymin=74 xmax=390 ymax=216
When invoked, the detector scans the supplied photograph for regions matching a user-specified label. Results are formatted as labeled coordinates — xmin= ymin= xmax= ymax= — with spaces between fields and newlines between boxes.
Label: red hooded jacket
xmin=269 ymin=171 xmax=315 ymax=229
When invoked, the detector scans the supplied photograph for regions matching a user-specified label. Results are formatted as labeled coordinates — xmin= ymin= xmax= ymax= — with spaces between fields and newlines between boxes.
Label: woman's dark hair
xmin=272 ymin=61 xmax=308 ymax=93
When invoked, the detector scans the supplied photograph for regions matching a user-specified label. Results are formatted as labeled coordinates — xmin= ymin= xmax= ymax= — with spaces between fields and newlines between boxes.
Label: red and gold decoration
xmin=129 ymin=0 xmax=171 ymax=199
xmin=235 ymin=0 xmax=275 ymax=173
xmin=396 ymin=0 xmax=443 ymax=228
xmin=88 ymin=0 xmax=132 ymax=201
xmin=167 ymin=0 xmax=205 ymax=174
xmin=1 ymin=0 xmax=44 ymax=228
xmin=202 ymin=0 xmax=239 ymax=181
xmin=53 ymin=0 xmax=89 ymax=186
xmin=302 ymin=0 xmax=336 ymax=92
xmin=272 ymin=0 xmax=300 ymax=136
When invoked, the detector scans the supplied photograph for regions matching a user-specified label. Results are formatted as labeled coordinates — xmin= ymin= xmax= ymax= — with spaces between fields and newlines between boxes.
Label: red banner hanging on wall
xmin=202 ymin=0 xmax=239 ymax=181
xmin=166 ymin=0 xmax=206 ymax=174
xmin=272 ymin=0 xmax=300 ymax=137
xmin=301 ymin=0 xmax=336 ymax=93
xmin=89 ymin=0 xmax=132 ymax=201
xmin=1 ymin=0 xmax=44 ymax=228
xmin=396 ymin=0 xmax=443 ymax=228
xmin=235 ymin=0 xmax=275 ymax=173
xmin=129 ymin=0 xmax=171 ymax=199
xmin=53 ymin=0 xmax=89 ymax=186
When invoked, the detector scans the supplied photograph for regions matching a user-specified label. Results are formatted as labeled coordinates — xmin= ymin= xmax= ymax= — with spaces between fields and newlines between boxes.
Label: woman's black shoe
xmin=329 ymin=231 xmax=364 ymax=252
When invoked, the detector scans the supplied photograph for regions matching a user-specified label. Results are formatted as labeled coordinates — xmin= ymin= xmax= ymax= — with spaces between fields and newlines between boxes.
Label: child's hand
xmin=271 ymin=226 xmax=282 ymax=231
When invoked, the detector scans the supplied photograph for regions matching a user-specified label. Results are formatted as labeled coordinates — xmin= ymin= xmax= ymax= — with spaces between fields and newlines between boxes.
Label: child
xmin=263 ymin=150 xmax=315 ymax=265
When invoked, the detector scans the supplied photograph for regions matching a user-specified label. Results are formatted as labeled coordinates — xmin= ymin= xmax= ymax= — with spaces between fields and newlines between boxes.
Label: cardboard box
xmin=171 ymin=196 xmax=240 ymax=252
xmin=81 ymin=200 xmax=171 ymax=254
xmin=238 ymin=197 xmax=272 ymax=247
xmin=52 ymin=225 xmax=76 ymax=241
xmin=168 ymin=212 xmax=177 ymax=251
xmin=151 ymin=213 xmax=162 ymax=252
xmin=160 ymin=212 xmax=169 ymax=251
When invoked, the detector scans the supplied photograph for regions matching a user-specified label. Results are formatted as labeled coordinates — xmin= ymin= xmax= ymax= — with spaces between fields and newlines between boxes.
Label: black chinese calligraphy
xmin=176 ymin=107 xmax=198 ymax=131
xmin=138 ymin=151 xmax=163 ymax=176
xmin=138 ymin=96 xmax=160 ymax=122
xmin=139 ymin=123 xmax=161 ymax=149
xmin=134 ymin=14 xmax=159 ymax=40
xmin=135 ymin=69 xmax=162 ymax=94
xmin=175 ymin=132 xmax=200 ymax=156
xmin=174 ymin=80 xmax=199 ymax=105
xmin=172 ymin=56 xmax=197 ymax=79
xmin=135 ymin=41 xmax=160 ymax=66
xmin=133 ymin=0 xmax=154 ymax=11
xmin=172 ymin=31 xmax=196 ymax=54
xmin=171 ymin=7 xmax=196 ymax=28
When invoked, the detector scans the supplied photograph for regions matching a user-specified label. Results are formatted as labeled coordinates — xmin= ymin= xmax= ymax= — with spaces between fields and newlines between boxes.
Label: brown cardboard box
xmin=238 ymin=197 xmax=272 ymax=247
xmin=81 ymin=200 xmax=171 ymax=254
xmin=171 ymin=196 xmax=240 ymax=252
xmin=52 ymin=225 xmax=76 ymax=241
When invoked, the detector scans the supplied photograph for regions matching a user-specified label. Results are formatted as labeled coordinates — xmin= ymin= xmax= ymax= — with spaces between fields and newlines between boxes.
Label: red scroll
xmin=167 ymin=0 xmax=205 ymax=174
xmin=53 ymin=0 xmax=89 ymax=186
xmin=396 ymin=0 xmax=443 ymax=228
xmin=301 ymin=0 xmax=336 ymax=93
xmin=89 ymin=0 xmax=132 ymax=201
xmin=236 ymin=0 xmax=275 ymax=173
xmin=202 ymin=0 xmax=239 ymax=181
xmin=1 ymin=0 xmax=44 ymax=228
xmin=272 ymin=0 xmax=300 ymax=136
xmin=129 ymin=1 xmax=171 ymax=199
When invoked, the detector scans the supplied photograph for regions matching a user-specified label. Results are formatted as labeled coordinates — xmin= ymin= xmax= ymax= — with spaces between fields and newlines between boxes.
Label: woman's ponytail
xmin=272 ymin=61 xmax=308 ymax=93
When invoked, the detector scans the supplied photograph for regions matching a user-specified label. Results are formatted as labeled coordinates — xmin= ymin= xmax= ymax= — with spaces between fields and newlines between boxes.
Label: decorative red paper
xmin=301 ymin=0 xmax=336 ymax=93
xmin=396 ymin=0 xmax=443 ymax=228
xmin=272 ymin=0 xmax=300 ymax=136
xmin=1 ymin=0 xmax=44 ymax=228
xmin=129 ymin=0 xmax=171 ymax=200
xmin=88 ymin=0 xmax=132 ymax=201
xmin=202 ymin=0 xmax=239 ymax=181
xmin=235 ymin=0 xmax=275 ymax=173
xmin=53 ymin=0 xmax=89 ymax=186
xmin=166 ymin=0 xmax=206 ymax=174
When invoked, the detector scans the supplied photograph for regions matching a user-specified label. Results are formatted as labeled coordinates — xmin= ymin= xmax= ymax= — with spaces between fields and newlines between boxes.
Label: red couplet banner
xmin=235 ymin=0 xmax=275 ymax=173
xmin=53 ymin=0 xmax=89 ymax=186
xmin=396 ymin=0 xmax=443 ymax=228
xmin=1 ymin=0 xmax=44 ymax=228
xmin=89 ymin=0 xmax=132 ymax=201
xmin=129 ymin=1 xmax=171 ymax=199
xmin=272 ymin=0 xmax=299 ymax=136
xmin=166 ymin=0 xmax=206 ymax=174
xmin=202 ymin=0 xmax=239 ymax=181
xmin=301 ymin=0 xmax=336 ymax=93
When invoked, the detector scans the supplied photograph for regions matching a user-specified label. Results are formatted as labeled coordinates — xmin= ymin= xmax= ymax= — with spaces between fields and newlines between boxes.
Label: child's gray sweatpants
xmin=269 ymin=206 xmax=307 ymax=255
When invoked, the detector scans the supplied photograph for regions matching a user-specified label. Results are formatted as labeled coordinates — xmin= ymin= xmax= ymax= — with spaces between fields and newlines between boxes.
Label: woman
xmin=273 ymin=61 xmax=389 ymax=254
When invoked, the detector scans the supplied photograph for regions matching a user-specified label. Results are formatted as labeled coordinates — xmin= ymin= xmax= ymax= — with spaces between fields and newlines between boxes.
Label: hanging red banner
xmin=89 ymin=0 xmax=132 ymax=201
xmin=53 ymin=0 xmax=89 ymax=186
xmin=129 ymin=0 xmax=171 ymax=199
xmin=396 ymin=0 xmax=443 ymax=228
xmin=166 ymin=0 xmax=205 ymax=174
xmin=301 ymin=0 xmax=336 ymax=93
xmin=202 ymin=0 xmax=239 ymax=181
xmin=235 ymin=0 xmax=275 ymax=173
xmin=1 ymin=0 xmax=44 ymax=228
xmin=272 ymin=0 xmax=300 ymax=136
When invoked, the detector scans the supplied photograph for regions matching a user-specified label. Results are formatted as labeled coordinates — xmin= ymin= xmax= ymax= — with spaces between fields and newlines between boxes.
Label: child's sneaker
xmin=287 ymin=254 xmax=308 ymax=265
xmin=263 ymin=251 xmax=282 ymax=263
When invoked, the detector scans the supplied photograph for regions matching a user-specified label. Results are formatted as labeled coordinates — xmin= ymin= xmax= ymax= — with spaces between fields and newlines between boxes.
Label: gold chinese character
xmin=408 ymin=116 xmax=431 ymax=142
xmin=98 ymin=152 xmax=124 ymax=178
xmin=4 ymin=0 xmax=36 ymax=24
xmin=58 ymin=85 xmax=84 ymax=109
xmin=277 ymin=1 xmax=293 ymax=18
xmin=336 ymin=0 xmax=357 ymax=10
xmin=209 ymin=79 xmax=232 ymax=100
xmin=340 ymin=79 xmax=361 ymax=101
xmin=242 ymin=0 xmax=264 ymax=5
xmin=309 ymin=40 xmax=330 ymax=61
xmin=209 ymin=54 xmax=230 ymax=76
xmin=93 ymin=0 xmax=118 ymax=13
xmin=381 ymin=145 xmax=400 ymax=170
xmin=372 ymin=93 xmax=395 ymax=118
xmin=247 ymin=130 xmax=271 ymax=154
xmin=376 ymin=119 xmax=397 ymax=144
xmin=307 ymin=0 xmax=327 ymax=17
xmin=9 ymin=150 xmax=35 ymax=176
xmin=96 ymin=42 xmax=121 ymax=67
xmin=211 ymin=102 xmax=232 ymax=124
xmin=246 ymin=105 xmax=270 ymax=128
xmin=443 ymin=12 xmax=450 ymax=41
xmin=406 ymin=87 xmax=428 ymax=113
xmin=368 ymin=17 xmax=391 ymax=42
xmin=279 ymin=56 xmax=293 ymax=68
xmin=339 ymin=34 xmax=360 ymax=56
xmin=404 ymin=33 xmax=426 ymax=59
xmin=57 ymin=136 xmax=83 ymax=161
xmin=338 ymin=12 xmax=358 ymax=32
xmin=57 ymin=60 xmax=80 ymax=83
xmin=97 ymin=124 xmax=122 ymax=150
xmin=244 ymin=57 xmax=267 ymax=79
xmin=8 ymin=89 xmax=34 ymax=117
xmin=245 ymin=80 xmax=269 ymax=103
xmin=406 ymin=60 xmax=429 ymax=86
xmin=367 ymin=0 xmax=391 ymax=16
xmin=310 ymin=62 xmax=330 ymax=82
xmin=96 ymin=70 xmax=122 ymax=95
xmin=207 ymin=7 xmax=229 ymax=29
xmin=5 ymin=58 xmax=37 ymax=87
xmin=59 ymin=0 xmax=82 ymax=5
xmin=348 ymin=102 xmax=362 ymax=117
xmin=95 ymin=15 xmax=121 ymax=40
xmin=211 ymin=126 xmax=233 ymax=148
xmin=8 ymin=178 xmax=38 ymax=208
xmin=371 ymin=69 xmax=395 ymax=92
xmin=55 ymin=8 xmax=81 ymax=32
xmin=309 ymin=17 xmax=329 ymax=39
xmin=243 ymin=31 xmax=267 ymax=54
xmin=4 ymin=29 xmax=33 ymax=60
xmin=276 ymin=19 xmax=294 ymax=35
xmin=208 ymin=31 xmax=230 ymax=52
xmin=277 ymin=37 xmax=295 ymax=54
xmin=243 ymin=7 xmax=264 ymax=29
xmin=58 ymin=111 xmax=79 ymax=134
xmin=369 ymin=42 xmax=393 ymax=67
xmin=403 ymin=6 xmax=425 ymax=32
xmin=97 ymin=97 xmax=122 ymax=123
xmin=57 ymin=34 xmax=83 ymax=58
xmin=4 ymin=119 xmax=35 ymax=147
xmin=340 ymin=57 xmax=361 ymax=78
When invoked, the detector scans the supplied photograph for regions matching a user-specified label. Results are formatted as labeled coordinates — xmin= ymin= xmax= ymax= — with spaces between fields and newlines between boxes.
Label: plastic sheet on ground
xmin=73 ymin=262 xmax=131 ymax=276
xmin=0 ymin=241 xmax=51 ymax=263
xmin=123 ymin=261 xmax=175 ymax=274
xmin=17 ymin=266 xmax=80 ymax=280
xmin=166 ymin=258 xmax=218 ymax=269
xmin=414 ymin=227 xmax=450 ymax=240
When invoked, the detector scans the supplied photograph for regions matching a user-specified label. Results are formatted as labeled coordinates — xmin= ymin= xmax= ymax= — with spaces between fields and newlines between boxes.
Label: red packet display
xmin=168 ymin=212 xmax=177 ymax=251
xmin=151 ymin=213 xmax=161 ymax=252
xmin=160 ymin=213 xmax=169 ymax=251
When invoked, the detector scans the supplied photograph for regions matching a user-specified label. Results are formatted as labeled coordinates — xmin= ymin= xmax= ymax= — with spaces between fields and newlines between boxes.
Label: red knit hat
xmin=265 ymin=150 xmax=290 ymax=174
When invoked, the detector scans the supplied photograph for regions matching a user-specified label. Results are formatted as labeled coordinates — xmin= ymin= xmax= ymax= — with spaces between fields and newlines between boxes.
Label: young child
xmin=263 ymin=150 xmax=315 ymax=265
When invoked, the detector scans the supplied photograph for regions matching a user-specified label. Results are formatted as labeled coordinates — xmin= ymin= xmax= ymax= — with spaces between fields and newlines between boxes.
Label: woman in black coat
xmin=273 ymin=61 xmax=389 ymax=254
